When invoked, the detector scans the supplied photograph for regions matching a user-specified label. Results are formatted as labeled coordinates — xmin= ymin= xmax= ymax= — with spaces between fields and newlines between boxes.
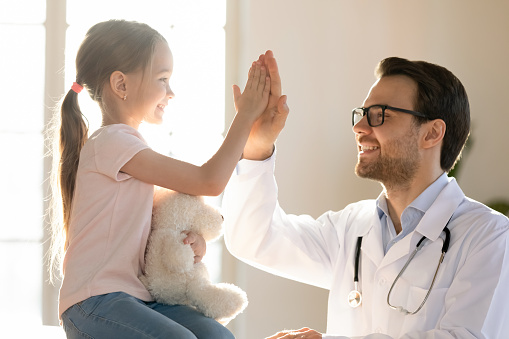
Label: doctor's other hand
xmin=265 ymin=327 xmax=322 ymax=339
xmin=243 ymin=50 xmax=290 ymax=161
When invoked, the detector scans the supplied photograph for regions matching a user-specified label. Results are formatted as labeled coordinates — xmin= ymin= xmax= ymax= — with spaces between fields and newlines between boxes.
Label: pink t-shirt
xmin=59 ymin=124 xmax=154 ymax=318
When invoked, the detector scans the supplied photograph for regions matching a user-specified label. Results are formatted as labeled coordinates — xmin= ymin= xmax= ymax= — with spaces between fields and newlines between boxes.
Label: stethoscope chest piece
xmin=348 ymin=288 xmax=362 ymax=308
xmin=348 ymin=237 xmax=364 ymax=308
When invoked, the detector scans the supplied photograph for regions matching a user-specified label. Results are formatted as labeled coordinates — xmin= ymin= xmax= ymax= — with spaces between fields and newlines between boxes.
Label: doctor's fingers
xmin=265 ymin=328 xmax=322 ymax=339
xmin=264 ymin=50 xmax=282 ymax=96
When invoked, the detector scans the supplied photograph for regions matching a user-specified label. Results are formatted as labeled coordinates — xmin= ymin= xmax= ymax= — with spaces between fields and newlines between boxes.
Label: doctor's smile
xmin=357 ymin=144 xmax=380 ymax=155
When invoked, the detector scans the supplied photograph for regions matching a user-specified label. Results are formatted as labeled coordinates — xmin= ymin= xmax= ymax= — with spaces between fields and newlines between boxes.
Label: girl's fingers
xmin=252 ymin=61 xmax=262 ymax=89
xmin=263 ymin=75 xmax=271 ymax=96
xmin=248 ymin=62 xmax=255 ymax=79
xmin=258 ymin=65 xmax=267 ymax=91
xmin=244 ymin=63 xmax=254 ymax=89
xmin=258 ymin=53 xmax=265 ymax=65
xmin=182 ymin=231 xmax=194 ymax=244
xmin=232 ymin=84 xmax=241 ymax=107
xmin=245 ymin=62 xmax=257 ymax=90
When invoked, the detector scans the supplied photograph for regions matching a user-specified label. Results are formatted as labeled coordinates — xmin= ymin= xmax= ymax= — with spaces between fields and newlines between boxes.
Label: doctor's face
xmin=353 ymin=75 xmax=421 ymax=189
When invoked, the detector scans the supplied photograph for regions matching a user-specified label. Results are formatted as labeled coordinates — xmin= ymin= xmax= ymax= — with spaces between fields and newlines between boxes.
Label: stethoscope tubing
xmin=350 ymin=222 xmax=451 ymax=314
xmin=354 ymin=237 xmax=363 ymax=283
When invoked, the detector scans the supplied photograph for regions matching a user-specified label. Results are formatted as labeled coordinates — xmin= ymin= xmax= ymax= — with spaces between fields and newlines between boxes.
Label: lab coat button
xmin=378 ymin=277 xmax=386 ymax=285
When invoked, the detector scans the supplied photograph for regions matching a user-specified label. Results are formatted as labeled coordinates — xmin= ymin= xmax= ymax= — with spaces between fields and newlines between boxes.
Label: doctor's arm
xmin=223 ymin=153 xmax=340 ymax=288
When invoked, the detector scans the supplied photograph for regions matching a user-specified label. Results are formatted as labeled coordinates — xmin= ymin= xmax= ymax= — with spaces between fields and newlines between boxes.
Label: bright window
xmin=0 ymin=0 xmax=47 ymax=329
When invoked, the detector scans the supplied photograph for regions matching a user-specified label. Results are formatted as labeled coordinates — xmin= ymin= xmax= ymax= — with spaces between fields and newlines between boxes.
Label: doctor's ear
xmin=109 ymin=71 xmax=127 ymax=100
xmin=422 ymin=119 xmax=446 ymax=149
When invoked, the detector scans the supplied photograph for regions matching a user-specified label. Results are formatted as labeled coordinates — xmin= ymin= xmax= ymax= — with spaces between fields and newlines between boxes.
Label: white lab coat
xmin=223 ymin=155 xmax=509 ymax=339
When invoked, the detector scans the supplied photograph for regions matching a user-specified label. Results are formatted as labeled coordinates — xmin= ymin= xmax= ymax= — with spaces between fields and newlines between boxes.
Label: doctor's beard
xmin=355 ymin=133 xmax=421 ymax=190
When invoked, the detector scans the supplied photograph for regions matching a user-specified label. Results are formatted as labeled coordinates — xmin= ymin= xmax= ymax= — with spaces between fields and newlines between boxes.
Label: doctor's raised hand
xmin=242 ymin=50 xmax=290 ymax=161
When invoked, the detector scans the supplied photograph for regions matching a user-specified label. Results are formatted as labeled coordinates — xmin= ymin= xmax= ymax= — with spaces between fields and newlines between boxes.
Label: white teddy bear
xmin=140 ymin=188 xmax=248 ymax=325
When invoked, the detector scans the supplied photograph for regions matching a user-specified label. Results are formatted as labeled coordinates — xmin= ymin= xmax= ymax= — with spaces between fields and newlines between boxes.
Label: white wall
xmin=224 ymin=1 xmax=509 ymax=338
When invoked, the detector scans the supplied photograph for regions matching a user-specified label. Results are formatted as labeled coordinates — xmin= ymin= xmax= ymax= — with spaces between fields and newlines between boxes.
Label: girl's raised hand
xmin=232 ymin=61 xmax=271 ymax=122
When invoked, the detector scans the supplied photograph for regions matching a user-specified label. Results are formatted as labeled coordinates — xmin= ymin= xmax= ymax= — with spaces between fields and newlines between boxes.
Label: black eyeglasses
xmin=352 ymin=105 xmax=428 ymax=127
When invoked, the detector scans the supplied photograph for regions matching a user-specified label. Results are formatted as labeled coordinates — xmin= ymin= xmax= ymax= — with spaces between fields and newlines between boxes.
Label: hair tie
xmin=71 ymin=82 xmax=83 ymax=94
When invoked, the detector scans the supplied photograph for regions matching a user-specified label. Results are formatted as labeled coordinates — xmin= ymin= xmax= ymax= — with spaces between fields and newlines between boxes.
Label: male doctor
xmin=223 ymin=51 xmax=509 ymax=338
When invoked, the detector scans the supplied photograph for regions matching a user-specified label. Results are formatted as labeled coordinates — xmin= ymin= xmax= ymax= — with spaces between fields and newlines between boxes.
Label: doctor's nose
xmin=352 ymin=114 xmax=372 ymax=135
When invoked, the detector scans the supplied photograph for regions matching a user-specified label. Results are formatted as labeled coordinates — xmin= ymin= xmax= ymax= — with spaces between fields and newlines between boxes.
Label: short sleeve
xmin=92 ymin=125 xmax=150 ymax=181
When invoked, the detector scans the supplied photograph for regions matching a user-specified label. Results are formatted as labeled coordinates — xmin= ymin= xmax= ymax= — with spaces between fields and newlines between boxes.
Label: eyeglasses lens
xmin=352 ymin=106 xmax=384 ymax=127
xmin=352 ymin=108 xmax=364 ymax=126
xmin=368 ymin=105 xmax=384 ymax=126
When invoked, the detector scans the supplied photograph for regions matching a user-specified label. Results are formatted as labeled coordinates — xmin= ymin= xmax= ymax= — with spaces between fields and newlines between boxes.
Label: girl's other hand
xmin=183 ymin=231 xmax=206 ymax=263
xmin=232 ymin=60 xmax=271 ymax=122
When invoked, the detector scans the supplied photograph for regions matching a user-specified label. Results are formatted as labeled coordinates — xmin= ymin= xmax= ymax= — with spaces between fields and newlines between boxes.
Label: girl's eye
xmin=160 ymin=78 xmax=168 ymax=83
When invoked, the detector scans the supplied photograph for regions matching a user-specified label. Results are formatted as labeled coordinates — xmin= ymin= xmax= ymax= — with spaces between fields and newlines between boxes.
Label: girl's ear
xmin=422 ymin=119 xmax=446 ymax=149
xmin=109 ymin=71 xmax=127 ymax=100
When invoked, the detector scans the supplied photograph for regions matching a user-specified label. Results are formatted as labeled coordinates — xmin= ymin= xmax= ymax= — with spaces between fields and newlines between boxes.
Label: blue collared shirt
xmin=376 ymin=172 xmax=449 ymax=254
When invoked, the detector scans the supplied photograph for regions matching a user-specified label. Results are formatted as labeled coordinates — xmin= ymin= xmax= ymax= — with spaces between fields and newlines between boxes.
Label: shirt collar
xmin=409 ymin=172 xmax=449 ymax=213
xmin=376 ymin=172 xmax=449 ymax=245
xmin=376 ymin=172 xmax=449 ymax=218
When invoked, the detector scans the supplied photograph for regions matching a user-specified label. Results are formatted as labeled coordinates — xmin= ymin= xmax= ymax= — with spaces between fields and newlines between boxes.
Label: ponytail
xmin=48 ymin=87 xmax=88 ymax=281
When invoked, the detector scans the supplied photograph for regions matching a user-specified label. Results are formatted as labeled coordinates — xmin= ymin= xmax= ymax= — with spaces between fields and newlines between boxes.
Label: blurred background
xmin=1 ymin=0 xmax=508 ymax=338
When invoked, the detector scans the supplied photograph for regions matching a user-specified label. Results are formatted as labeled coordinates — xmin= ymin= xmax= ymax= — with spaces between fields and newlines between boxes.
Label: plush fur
xmin=140 ymin=188 xmax=248 ymax=325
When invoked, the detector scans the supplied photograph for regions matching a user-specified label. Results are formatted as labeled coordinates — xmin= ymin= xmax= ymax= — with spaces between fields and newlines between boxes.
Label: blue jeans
xmin=61 ymin=292 xmax=235 ymax=339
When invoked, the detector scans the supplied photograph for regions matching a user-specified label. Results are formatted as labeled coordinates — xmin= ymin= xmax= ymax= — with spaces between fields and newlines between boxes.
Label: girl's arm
xmin=121 ymin=60 xmax=270 ymax=196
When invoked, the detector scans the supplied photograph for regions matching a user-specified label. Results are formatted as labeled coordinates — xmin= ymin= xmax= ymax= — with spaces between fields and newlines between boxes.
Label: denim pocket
xmin=61 ymin=306 xmax=95 ymax=339
xmin=76 ymin=293 xmax=110 ymax=316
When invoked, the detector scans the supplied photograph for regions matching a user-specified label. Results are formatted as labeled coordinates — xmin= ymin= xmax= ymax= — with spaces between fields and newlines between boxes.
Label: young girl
xmin=49 ymin=19 xmax=270 ymax=338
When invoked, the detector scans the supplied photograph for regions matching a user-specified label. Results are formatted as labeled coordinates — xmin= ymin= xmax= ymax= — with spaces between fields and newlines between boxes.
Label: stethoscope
xmin=348 ymin=219 xmax=451 ymax=315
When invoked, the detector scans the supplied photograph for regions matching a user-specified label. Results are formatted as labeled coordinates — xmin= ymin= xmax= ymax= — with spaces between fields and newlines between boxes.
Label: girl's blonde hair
xmin=48 ymin=20 xmax=166 ymax=281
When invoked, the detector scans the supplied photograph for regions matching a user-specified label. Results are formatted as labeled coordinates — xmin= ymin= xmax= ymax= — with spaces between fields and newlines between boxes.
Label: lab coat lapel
xmin=378 ymin=178 xmax=464 ymax=269
xmin=415 ymin=178 xmax=464 ymax=241
xmin=378 ymin=232 xmax=414 ymax=269
xmin=360 ymin=209 xmax=385 ymax=268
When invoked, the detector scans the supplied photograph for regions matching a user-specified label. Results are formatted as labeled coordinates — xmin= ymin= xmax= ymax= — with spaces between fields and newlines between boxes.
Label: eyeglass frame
xmin=352 ymin=105 xmax=428 ymax=127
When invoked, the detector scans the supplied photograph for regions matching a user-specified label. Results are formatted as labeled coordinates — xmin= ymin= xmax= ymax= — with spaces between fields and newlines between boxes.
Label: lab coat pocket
xmin=400 ymin=285 xmax=448 ymax=334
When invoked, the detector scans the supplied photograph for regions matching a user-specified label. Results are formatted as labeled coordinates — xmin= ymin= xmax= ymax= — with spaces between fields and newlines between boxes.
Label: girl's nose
xmin=167 ymin=86 xmax=175 ymax=99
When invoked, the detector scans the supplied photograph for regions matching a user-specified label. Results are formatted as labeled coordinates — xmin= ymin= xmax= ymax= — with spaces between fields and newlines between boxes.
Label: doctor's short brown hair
xmin=375 ymin=57 xmax=470 ymax=173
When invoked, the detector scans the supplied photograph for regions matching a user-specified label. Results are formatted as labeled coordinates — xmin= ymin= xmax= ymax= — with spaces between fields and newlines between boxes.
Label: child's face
xmin=129 ymin=41 xmax=175 ymax=125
